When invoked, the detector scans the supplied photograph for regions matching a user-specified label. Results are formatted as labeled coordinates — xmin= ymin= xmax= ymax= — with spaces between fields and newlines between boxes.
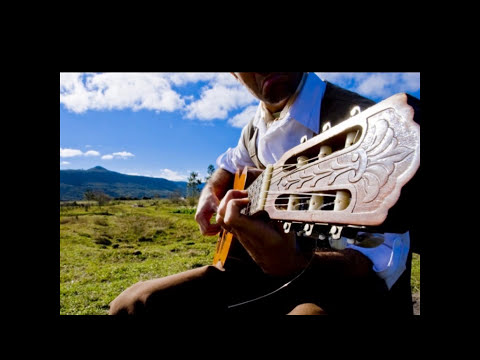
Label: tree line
xmin=82 ymin=164 xmax=216 ymax=207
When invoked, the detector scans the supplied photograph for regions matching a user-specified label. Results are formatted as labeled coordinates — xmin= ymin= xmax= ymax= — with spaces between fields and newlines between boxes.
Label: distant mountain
xmin=60 ymin=166 xmax=188 ymax=201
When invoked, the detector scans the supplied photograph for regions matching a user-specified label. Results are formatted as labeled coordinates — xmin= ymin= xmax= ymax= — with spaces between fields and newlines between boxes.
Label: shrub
xmin=84 ymin=190 xmax=112 ymax=206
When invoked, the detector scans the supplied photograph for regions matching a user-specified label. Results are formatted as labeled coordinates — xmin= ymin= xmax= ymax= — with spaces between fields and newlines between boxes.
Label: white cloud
xmin=179 ymin=73 xmax=257 ymax=121
xmin=316 ymin=72 xmax=369 ymax=87
xmin=60 ymin=148 xmax=84 ymax=158
xmin=61 ymin=161 xmax=70 ymax=165
xmin=228 ymin=104 xmax=259 ymax=128
xmin=185 ymin=83 xmax=257 ymax=120
xmin=60 ymin=73 xmax=185 ymax=113
xmin=210 ymin=73 xmax=239 ymax=87
xmin=59 ymin=149 xmax=134 ymax=161
xmin=111 ymin=151 xmax=134 ymax=158
xmin=156 ymin=169 xmax=187 ymax=181
xmin=356 ymin=73 xmax=420 ymax=99
xmin=399 ymin=73 xmax=420 ymax=92
xmin=61 ymin=72 xmax=420 ymax=131
xmin=356 ymin=73 xmax=395 ymax=98
xmin=60 ymin=72 xmax=256 ymax=122
xmin=165 ymin=72 xmax=238 ymax=87
xmin=182 ymin=72 xmax=418 ymax=122
xmin=166 ymin=73 xmax=219 ymax=86
xmin=60 ymin=147 xmax=101 ymax=158
xmin=84 ymin=150 xmax=100 ymax=157
xmin=120 ymin=168 xmax=191 ymax=181
xmin=101 ymin=151 xmax=135 ymax=160
xmin=316 ymin=72 xmax=420 ymax=100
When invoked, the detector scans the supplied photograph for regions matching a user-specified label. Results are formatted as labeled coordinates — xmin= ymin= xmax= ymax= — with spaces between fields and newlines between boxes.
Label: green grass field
xmin=60 ymin=199 xmax=420 ymax=315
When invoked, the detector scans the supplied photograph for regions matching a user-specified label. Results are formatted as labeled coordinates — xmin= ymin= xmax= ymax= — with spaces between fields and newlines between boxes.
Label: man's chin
xmin=262 ymin=82 xmax=296 ymax=104
xmin=262 ymin=94 xmax=290 ymax=110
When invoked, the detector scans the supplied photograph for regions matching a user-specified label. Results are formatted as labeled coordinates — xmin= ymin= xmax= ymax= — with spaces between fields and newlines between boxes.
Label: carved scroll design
xmin=280 ymin=108 xmax=415 ymax=203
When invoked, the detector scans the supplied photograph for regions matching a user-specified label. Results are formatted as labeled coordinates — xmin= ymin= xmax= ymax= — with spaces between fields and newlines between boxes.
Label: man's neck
xmin=263 ymin=97 xmax=289 ymax=113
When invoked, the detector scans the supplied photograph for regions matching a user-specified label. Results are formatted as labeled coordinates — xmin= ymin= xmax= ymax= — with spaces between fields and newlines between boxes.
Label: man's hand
xmin=215 ymin=189 xmax=308 ymax=276
xmin=195 ymin=168 xmax=234 ymax=236
xmin=214 ymin=189 xmax=249 ymax=234
xmin=195 ymin=188 xmax=222 ymax=236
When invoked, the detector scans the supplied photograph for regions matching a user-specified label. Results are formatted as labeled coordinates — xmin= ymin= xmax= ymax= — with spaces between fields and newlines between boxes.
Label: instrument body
xmin=212 ymin=167 xmax=260 ymax=267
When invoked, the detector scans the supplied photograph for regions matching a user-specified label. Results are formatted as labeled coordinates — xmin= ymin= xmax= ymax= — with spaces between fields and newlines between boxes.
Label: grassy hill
xmin=60 ymin=199 xmax=216 ymax=314
xmin=60 ymin=199 xmax=420 ymax=315
xmin=60 ymin=166 xmax=188 ymax=200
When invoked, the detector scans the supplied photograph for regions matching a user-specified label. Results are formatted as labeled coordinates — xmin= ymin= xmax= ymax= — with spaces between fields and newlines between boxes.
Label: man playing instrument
xmin=109 ymin=72 xmax=417 ymax=316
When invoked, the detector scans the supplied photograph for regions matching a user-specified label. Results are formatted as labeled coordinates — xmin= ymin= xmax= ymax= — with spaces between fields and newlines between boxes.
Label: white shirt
xmin=346 ymin=232 xmax=410 ymax=290
xmin=216 ymin=72 xmax=324 ymax=173
xmin=216 ymin=72 xmax=410 ymax=290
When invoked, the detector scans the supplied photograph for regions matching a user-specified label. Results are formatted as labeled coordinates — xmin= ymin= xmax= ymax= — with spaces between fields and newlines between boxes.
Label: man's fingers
xmin=216 ymin=190 xmax=248 ymax=219
xmin=223 ymin=198 xmax=250 ymax=224
xmin=198 ymin=220 xmax=221 ymax=236
xmin=202 ymin=223 xmax=222 ymax=236
xmin=222 ymin=189 xmax=249 ymax=204
xmin=212 ymin=189 xmax=250 ymax=233
xmin=229 ymin=197 xmax=250 ymax=212
xmin=195 ymin=206 xmax=222 ymax=236
xmin=196 ymin=214 xmax=221 ymax=236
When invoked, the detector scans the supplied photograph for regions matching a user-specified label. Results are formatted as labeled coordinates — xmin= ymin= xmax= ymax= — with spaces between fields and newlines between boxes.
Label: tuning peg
xmin=303 ymin=223 xmax=314 ymax=236
xmin=350 ymin=106 xmax=361 ymax=117
xmin=296 ymin=156 xmax=308 ymax=168
xmin=322 ymin=122 xmax=331 ymax=133
xmin=329 ymin=225 xmax=348 ymax=250
xmin=329 ymin=225 xmax=343 ymax=239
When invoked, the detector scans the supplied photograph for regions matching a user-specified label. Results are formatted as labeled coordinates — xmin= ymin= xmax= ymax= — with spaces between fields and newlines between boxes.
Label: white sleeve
xmin=216 ymin=125 xmax=256 ymax=174
xmin=346 ymin=231 xmax=410 ymax=290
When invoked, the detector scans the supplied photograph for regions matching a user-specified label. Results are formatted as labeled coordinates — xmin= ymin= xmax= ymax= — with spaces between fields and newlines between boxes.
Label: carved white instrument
xmin=214 ymin=93 xmax=420 ymax=265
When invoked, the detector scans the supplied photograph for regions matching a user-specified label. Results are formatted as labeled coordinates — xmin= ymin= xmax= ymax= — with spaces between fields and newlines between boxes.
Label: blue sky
xmin=60 ymin=72 xmax=420 ymax=182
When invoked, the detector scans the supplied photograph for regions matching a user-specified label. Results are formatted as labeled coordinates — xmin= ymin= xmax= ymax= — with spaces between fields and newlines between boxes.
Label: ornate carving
xmin=278 ymin=109 xmax=414 ymax=202
xmin=260 ymin=93 xmax=420 ymax=227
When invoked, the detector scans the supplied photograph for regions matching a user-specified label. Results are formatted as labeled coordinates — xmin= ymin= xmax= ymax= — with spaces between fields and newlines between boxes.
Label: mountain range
xmin=60 ymin=166 xmax=188 ymax=201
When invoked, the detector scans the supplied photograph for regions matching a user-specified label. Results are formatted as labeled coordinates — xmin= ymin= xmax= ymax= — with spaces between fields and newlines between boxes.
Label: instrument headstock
xmin=247 ymin=93 xmax=420 ymax=229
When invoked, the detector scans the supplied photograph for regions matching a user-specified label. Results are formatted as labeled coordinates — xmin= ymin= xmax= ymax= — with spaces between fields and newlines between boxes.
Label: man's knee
xmin=287 ymin=303 xmax=327 ymax=315
xmin=108 ymin=265 xmax=223 ymax=315
xmin=108 ymin=281 xmax=148 ymax=315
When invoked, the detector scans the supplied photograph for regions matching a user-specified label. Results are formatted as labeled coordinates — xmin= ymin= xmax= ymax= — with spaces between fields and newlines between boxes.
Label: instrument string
xmin=246 ymin=129 xmax=361 ymax=214
xmin=269 ymin=156 xmax=320 ymax=182
xmin=268 ymin=128 xmax=360 ymax=183
xmin=285 ymin=200 xmax=336 ymax=210
xmin=227 ymin=249 xmax=317 ymax=310
xmin=264 ymin=191 xmax=337 ymax=197
xmin=244 ymin=192 xmax=337 ymax=215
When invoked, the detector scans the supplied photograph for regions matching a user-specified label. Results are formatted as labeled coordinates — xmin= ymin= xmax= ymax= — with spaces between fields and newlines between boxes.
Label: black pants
xmin=109 ymin=248 xmax=390 ymax=316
